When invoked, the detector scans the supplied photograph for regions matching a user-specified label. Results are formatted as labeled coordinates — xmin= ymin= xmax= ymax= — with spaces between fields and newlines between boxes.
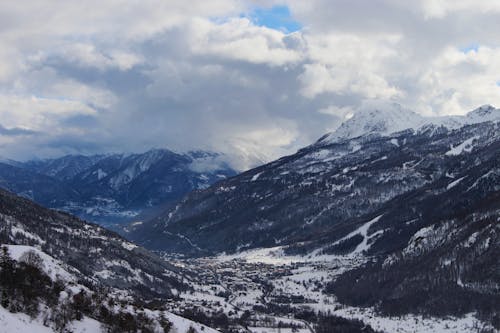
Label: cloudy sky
xmin=1 ymin=0 xmax=500 ymax=169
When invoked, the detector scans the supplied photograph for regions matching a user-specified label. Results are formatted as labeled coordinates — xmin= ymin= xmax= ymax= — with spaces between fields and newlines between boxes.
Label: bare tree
xmin=19 ymin=250 xmax=44 ymax=270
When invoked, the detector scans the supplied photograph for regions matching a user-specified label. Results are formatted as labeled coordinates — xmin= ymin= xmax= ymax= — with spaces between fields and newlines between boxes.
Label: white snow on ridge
xmin=96 ymin=168 xmax=107 ymax=180
xmin=251 ymin=172 xmax=262 ymax=181
xmin=121 ymin=241 xmax=138 ymax=251
xmin=320 ymin=104 xmax=425 ymax=144
xmin=467 ymin=169 xmax=498 ymax=192
xmin=445 ymin=136 xmax=479 ymax=156
xmin=447 ymin=176 xmax=466 ymax=190
xmin=318 ymin=103 xmax=499 ymax=145
xmin=10 ymin=225 xmax=46 ymax=245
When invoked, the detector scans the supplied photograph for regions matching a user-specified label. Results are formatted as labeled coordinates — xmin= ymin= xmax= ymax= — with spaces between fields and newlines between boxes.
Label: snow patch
xmin=251 ymin=172 xmax=263 ymax=181
xmin=317 ymin=103 xmax=499 ymax=146
xmin=121 ymin=241 xmax=138 ymax=251
xmin=96 ymin=168 xmax=107 ymax=180
xmin=332 ymin=215 xmax=384 ymax=255
xmin=3 ymin=244 xmax=76 ymax=282
xmin=447 ymin=176 xmax=466 ymax=190
xmin=445 ymin=136 xmax=479 ymax=156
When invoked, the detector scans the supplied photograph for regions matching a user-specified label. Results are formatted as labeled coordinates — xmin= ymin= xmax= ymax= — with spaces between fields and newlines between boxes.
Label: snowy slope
xmin=0 ymin=306 xmax=56 ymax=333
xmin=0 ymin=301 xmax=103 ymax=333
xmin=0 ymin=245 xmax=220 ymax=333
xmin=5 ymin=244 xmax=76 ymax=282
xmin=0 ymin=188 xmax=184 ymax=298
xmin=0 ymin=303 xmax=220 ymax=333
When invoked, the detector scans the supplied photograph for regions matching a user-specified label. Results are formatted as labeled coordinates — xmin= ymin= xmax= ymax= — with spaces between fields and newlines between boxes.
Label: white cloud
xmin=1 ymin=0 xmax=500 ymax=167
xmin=188 ymin=18 xmax=303 ymax=66
xmin=50 ymin=43 xmax=143 ymax=71
xmin=416 ymin=46 xmax=500 ymax=115
xmin=0 ymin=94 xmax=97 ymax=130
xmin=421 ymin=0 xmax=500 ymax=18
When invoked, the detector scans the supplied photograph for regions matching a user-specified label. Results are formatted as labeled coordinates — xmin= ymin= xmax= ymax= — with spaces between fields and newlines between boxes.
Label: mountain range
xmin=0 ymin=149 xmax=236 ymax=228
xmin=0 ymin=104 xmax=498 ymax=332
xmin=126 ymin=104 xmax=499 ymax=322
xmin=130 ymin=104 xmax=500 ymax=255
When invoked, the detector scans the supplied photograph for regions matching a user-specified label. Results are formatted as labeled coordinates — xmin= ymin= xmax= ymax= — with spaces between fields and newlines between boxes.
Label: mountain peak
xmin=470 ymin=104 xmax=495 ymax=114
xmin=317 ymin=103 xmax=424 ymax=144
xmin=466 ymin=104 xmax=499 ymax=122
xmin=317 ymin=104 xmax=499 ymax=146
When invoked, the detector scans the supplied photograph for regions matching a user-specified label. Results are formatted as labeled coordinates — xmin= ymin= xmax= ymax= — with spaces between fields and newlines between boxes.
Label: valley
xmin=162 ymin=248 xmax=490 ymax=332
xmin=0 ymin=105 xmax=498 ymax=333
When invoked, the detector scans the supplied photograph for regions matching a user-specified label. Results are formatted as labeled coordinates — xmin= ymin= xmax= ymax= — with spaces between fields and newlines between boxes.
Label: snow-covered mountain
xmin=132 ymin=105 xmax=499 ymax=254
xmin=317 ymin=103 xmax=500 ymax=145
xmin=1 ymin=104 xmax=498 ymax=332
xmin=22 ymin=154 xmax=106 ymax=180
xmin=0 ymin=149 xmax=236 ymax=227
xmin=128 ymin=105 xmax=499 ymax=323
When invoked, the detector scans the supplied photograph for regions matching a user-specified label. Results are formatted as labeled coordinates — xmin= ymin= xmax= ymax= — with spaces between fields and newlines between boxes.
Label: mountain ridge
xmin=316 ymin=103 xmax=499 ymax=145
xmin=0 ymin=187 xmax=186 ymax=298
xmin=129 ymin=105 xmax=499 ymax=256
xmin=0 ymin=148 xmax=236 ymax=227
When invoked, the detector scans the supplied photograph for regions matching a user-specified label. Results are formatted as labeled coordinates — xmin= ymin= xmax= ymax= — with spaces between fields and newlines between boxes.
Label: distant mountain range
xmin=0 ymin=149 xmax=236 ymax=227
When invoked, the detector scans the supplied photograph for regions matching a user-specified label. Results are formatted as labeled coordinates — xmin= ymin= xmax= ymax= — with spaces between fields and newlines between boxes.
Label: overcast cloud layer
xmin=1 ymin=0 xmax=500 ymax=169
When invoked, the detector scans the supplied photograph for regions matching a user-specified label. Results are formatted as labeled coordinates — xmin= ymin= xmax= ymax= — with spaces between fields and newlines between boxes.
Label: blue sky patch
xmin=460 ymin=43 xmax=479 ymax=53
xmin=246 ymin=5 xmax=301 ymax=33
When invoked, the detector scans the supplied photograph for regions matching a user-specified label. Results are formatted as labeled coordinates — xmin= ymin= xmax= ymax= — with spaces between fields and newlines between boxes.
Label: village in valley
xmin=161 ymin=249 xmax=482 ymax=333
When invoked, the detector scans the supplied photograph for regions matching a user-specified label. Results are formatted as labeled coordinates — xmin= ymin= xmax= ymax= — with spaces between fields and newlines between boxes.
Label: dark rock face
xmin=0 ymin=149 xmax=236 ymax=226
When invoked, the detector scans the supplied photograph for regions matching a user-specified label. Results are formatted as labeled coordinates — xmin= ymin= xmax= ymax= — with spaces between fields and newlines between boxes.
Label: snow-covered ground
xmin=5 ymin=244 xmax=77 ymax=282
xmin=0 ymin=244 xmax=222 ymax=333
xmin=163 ymin=312 xmax=220 ymax=333
xmin=0 ymin=306 xmax=103 ymax=333
xmin=0 ymin=305 xmax=221 ymax=333
xmin=176 ymin=246 xmax=493 ymax=333
xmin=0 ymin=306 xmax=55 ymax=333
